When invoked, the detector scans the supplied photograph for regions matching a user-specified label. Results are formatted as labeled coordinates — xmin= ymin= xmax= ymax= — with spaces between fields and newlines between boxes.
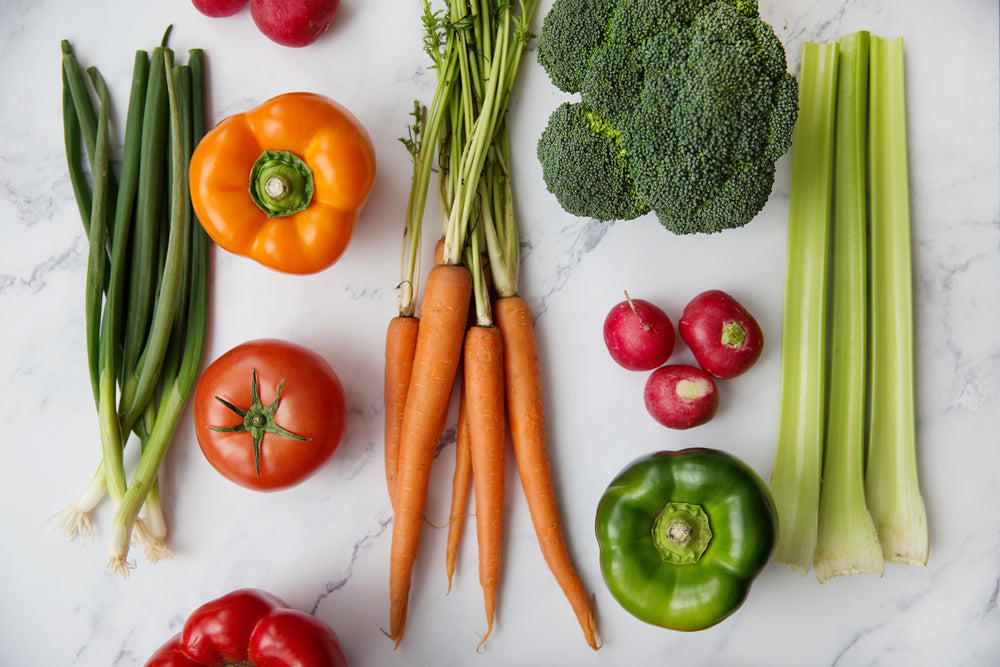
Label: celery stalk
xmin=865 ymin=36 xmax=928 ymax=565
xmin=814 ymin=31 xmax=885 ymax=583
xmin=769 ymin=41 xmax=839 ymax=574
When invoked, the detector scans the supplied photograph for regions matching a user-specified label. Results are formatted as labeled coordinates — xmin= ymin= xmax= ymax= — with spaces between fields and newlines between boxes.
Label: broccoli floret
xmin=535 ymin=0 xmax=617 ymax=94
xmin=535 ymin=0 xmax=798 ymax=235
xmin=537 ymin=102 xmax=651 ymax=222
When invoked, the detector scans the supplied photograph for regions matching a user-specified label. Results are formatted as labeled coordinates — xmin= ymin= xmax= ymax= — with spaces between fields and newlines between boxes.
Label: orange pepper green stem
xmin=189 ymin=92 xmax=376 ymax=275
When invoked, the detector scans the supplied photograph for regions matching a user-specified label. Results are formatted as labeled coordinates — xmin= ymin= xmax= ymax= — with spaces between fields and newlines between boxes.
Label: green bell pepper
xmin=595 ymin=447 xmax=778 ymax=631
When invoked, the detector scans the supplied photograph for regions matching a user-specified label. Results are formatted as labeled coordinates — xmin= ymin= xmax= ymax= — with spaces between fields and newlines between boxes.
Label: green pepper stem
xmin=652 ymin=501 xmax=712 ymax=565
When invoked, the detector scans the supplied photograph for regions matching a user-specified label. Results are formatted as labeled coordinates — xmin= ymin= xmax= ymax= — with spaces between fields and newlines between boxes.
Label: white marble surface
xmin=2 ymin=0 xmax=999 ymax=665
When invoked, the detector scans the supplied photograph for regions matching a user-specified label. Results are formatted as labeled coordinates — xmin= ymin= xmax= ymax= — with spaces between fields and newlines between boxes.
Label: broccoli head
xmin=536 ymin=0 xmax=798 ymax=235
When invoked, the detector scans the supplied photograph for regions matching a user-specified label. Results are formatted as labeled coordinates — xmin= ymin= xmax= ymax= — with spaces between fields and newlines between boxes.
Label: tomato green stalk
xmin=865 ymin=36 xmax=928 ymax=566
xmin=768 ymin=41 xmax=838 ymax=574
xmin=814 ymin=31 xmax=884 ymax=583
xmin=207 ymin=369 xmax=312 ymax=476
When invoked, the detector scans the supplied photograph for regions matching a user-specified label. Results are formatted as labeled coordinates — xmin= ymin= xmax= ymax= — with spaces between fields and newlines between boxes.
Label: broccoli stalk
xmin=535 ymin=0 xmax=798 ymax=234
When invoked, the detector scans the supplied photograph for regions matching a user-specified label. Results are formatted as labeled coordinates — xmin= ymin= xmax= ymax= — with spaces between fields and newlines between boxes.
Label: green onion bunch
xmin=53 ymin=30 xmax=210 ymax=577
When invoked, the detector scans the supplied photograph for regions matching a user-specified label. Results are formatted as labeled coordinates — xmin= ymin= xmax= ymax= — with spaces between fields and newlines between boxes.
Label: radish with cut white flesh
xmin=644 ymin=364 xmax=719 ymax=430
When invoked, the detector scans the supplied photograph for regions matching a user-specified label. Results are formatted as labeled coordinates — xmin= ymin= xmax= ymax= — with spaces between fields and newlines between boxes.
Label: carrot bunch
xmin=383 ymin=0 xmax=599 ymax=651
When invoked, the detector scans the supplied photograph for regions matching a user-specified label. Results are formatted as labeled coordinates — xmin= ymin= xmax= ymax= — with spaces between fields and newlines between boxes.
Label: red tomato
xmin=193 ymin=339 xmax=346 ymax=491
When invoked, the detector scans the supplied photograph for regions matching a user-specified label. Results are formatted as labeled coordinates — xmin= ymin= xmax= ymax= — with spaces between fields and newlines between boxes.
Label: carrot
xmin=463 ymin=323 xmax=506 ymax=646
xmin=445 ymin=380 xmax=472 ymax=591
xmin=384 ymin=238 xmax=447 ymax=507
xmin=389 ymin=262 xmax=472 ymax=646
xmin=434 ymin=236 xmax=445 ymax=266
xmin=384 ymin=314 xmax=420 ymax=506
xmin=493 ymin=295 xmax=600 ymax=650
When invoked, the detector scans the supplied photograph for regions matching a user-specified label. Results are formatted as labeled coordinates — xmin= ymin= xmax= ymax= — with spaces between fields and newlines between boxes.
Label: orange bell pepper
xmin=189 ymin=92 xmax=376 ymax=274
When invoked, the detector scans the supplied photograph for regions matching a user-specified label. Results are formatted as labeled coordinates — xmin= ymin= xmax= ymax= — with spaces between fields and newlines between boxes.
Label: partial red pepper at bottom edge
xmin=144 ymin=588 xmax=348 ymax=667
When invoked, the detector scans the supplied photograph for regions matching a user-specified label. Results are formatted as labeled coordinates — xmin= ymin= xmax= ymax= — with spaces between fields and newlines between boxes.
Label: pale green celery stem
xmin=769 ymin=42 xmax=839 ymax=574
xmin=865 ymin=35 xmax=928 ymax=566
xmin=815 ymin=31 xmax=885 ymax=583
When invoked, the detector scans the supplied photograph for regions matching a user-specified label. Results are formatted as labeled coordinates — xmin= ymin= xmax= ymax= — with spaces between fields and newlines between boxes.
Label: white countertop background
xmin=2 ymin=0 xmax=998 ymax=665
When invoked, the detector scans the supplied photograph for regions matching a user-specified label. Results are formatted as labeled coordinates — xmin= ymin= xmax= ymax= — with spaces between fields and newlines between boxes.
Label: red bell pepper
xmin=144 ymin=588 xmax=348 ymax=667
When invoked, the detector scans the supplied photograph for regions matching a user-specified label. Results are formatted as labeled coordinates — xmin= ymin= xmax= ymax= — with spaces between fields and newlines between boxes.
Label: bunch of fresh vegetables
xmin=769 ymin=32 xmax=928 ymax=581
xmin=534 ymin=0 xmax=798 ymax=234
xmin=53 ymin=31 xmax=210 ymax=576
xmin=188 ymin=92 xmax=376 ymax=275
xmin=143 ymin=588 xmax=349 ymax=666
xmin=596 ymin=448 xmax=777 ymax=631
xmin=383 ymin=0 xmax=599 ymax=650
xmin=191 ymin=0 xmax=341 ymax=48
xmin=603 ymin=290 xmax=763 ymax=429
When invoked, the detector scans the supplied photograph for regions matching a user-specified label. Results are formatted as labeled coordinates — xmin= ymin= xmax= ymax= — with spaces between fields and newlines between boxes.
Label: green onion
xmin=104 ymin=51 xmax=150 ymax=377
xmin=865 ymin=36 xmax=928 ymax=566
xmin=61 ymin=41 xmax=119 ymax=267
xmin=83 ymin=66 xmax=133 ymax=519
xmin=107 ymin=48 xmax=189 ymax=575
xmin=768 ymin=41 xmax=839 ymax=574
xmin=60 ymin=41 xmax=100 ymax=177
xmin=118 ymin=47 xmax=188 ymax=434
xmin=118 ymin=44 xmax=172 ymax=424
xmin=814 ymin=31 xmax=884 ymax=583
xmin=61 ymin=54 xmax=93 ymax=239
xmin=53 ymin=37 xmax=210 ymax=576
xmin=83 ymin=65 xmax=111 ymax=415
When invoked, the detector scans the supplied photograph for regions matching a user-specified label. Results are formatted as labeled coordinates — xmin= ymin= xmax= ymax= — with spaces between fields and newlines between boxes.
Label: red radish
xmin=251 ymin=0 xmax=340 ymax=47
xmin=192 ymin=0 xmax=249 ymax=17
xmin=644 ymin=364 xmax=719 ymax=430
xmin=679 ymin=290 xmax=764 ymax=379
xmin=603 ymin=292 xmax=675 ymax=371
